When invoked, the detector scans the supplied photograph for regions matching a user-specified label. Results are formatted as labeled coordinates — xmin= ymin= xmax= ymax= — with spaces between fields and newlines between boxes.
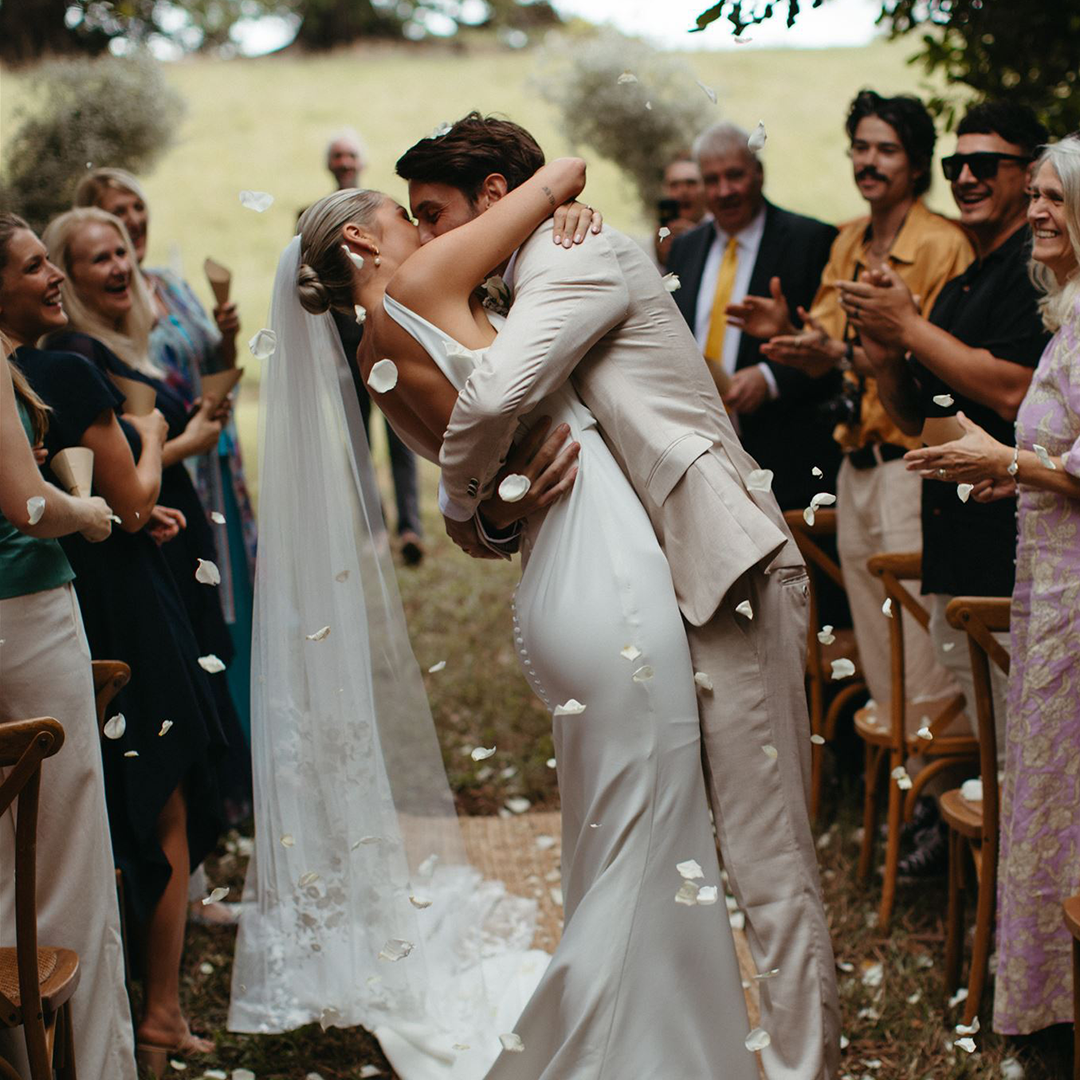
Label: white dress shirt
xmin=691 ymin=207 xmax=778 ymax=399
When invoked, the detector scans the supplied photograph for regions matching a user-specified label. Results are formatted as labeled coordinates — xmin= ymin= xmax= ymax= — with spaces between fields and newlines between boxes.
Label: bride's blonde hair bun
xmin=297 ymin=263 xmax=331 ymax=315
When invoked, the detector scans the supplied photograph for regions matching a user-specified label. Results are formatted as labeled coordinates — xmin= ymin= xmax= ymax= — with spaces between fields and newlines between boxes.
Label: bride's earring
xmin=373 ymin=247 xmax=381 ymax=267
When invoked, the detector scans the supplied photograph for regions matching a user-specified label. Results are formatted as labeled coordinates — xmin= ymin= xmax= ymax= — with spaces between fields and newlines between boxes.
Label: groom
xmin=397 ymin=114 xmax=840 ymax=1079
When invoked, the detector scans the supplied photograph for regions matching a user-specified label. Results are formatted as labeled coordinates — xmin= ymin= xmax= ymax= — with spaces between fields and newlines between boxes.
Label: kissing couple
xmin=229 ymin=113 xmax=839 ymax=1080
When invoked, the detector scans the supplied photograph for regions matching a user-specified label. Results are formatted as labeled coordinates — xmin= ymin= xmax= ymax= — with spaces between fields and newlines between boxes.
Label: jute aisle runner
xmin=459 ymin=812 xmax=761 ymax=1029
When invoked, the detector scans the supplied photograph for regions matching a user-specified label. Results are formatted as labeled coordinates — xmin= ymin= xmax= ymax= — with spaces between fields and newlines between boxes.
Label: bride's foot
xmin=136 ymin=1014 xmax=214 ymax=1070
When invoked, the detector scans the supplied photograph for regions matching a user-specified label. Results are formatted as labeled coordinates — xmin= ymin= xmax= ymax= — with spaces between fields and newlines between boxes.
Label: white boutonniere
xmin=479 ymin=275 xmax=512 ymax=316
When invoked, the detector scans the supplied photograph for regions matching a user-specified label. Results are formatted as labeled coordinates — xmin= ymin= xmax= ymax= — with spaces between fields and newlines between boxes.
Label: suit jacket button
xmin=467 ymin=479 xmax=479 ymax=496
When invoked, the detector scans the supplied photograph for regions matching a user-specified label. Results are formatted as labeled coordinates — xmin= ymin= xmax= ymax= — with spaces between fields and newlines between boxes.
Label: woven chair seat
xmin=854 ymin=695 xmax=972 ymax=748
xmin=0 ymin=946 xmax=79 ymax=1016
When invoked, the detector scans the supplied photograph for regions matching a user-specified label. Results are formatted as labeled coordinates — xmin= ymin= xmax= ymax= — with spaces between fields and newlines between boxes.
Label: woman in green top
xmin=0 ymin=348 xmax=137 ymax=1077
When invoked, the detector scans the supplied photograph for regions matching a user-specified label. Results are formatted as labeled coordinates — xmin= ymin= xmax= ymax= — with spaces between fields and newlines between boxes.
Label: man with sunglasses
xmin=841 ymin=101 xmax=1051 ymax=878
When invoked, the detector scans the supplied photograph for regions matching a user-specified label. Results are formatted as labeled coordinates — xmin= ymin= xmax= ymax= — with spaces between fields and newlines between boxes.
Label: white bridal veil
xmin=229 ymin=238 xmax=546 ymax=1076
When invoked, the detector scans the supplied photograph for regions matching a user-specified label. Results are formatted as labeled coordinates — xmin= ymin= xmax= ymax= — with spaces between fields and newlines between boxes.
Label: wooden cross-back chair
xmin=941 ymin=597 xmax=1010 ymax=1028
xmin=854 ymin=552 xmax=978 ymax=928
xmin=0 ymin=717 xmax=79 ymax=1080
xmin=783 ymin=507 xmax=866 ymax=821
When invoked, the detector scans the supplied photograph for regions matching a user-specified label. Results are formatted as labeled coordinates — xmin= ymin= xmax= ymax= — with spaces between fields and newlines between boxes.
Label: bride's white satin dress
xmin=386 ymin=295 xmax=758 ymax=1080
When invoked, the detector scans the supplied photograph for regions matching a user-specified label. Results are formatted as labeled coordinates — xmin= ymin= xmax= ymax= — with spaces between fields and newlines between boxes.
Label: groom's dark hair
xmin=395 ymin=112 xmax=545 ymax=201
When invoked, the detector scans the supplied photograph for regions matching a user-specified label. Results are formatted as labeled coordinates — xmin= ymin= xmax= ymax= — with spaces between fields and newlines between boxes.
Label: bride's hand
xmin=480 ymin=417 xmax=581 ymax=530
xmin=553 ymin=201 xmax=603 ymax=248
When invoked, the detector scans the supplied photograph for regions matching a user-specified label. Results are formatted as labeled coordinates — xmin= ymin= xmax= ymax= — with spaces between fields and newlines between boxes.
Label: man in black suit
xmin=667 ymin=121 xmax=840 ymax=510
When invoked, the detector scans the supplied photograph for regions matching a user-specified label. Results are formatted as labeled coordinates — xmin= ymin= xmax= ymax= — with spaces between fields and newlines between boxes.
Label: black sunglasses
xmin=941 ymin=152 xmax=1032 ymax=182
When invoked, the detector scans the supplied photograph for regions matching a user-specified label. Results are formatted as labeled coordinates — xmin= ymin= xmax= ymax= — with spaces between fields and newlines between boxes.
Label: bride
xmin=232 ymin=156 xmax=758 ymax=1079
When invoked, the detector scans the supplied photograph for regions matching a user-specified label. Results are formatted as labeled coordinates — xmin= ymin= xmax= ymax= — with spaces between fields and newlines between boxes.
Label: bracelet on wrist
xmin=1006 ymin=445 xmax=1020 ymax=477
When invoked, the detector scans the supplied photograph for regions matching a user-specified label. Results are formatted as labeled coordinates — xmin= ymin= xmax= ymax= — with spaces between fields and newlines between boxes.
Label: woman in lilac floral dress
xmin=905 ymin=136 xmax=1080 ymax=1035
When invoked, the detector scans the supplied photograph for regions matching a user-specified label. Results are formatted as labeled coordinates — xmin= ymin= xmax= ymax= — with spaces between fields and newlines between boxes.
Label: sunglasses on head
xmin=941 ymin=152 xmax=1032 ymax=182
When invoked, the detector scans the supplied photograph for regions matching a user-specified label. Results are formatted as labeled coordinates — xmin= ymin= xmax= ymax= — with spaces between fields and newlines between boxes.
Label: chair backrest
xmin=91 ymin=660 xmax=130 ymax=737
xmin=0 ymin=718 xmax=65 ymax=1059
xmin=783 ymin=508 xmax=842 ymax=685
xmin=945 ymin=597 xmax=1011 ymax=848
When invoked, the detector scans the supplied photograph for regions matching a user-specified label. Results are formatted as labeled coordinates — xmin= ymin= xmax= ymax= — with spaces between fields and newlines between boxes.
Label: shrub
xmin=0 ymin=52 xmax=185 ymax=230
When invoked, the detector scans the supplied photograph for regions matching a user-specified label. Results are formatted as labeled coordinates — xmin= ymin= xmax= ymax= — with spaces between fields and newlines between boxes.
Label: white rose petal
xmin=306 ymin=626 xmax=331 ymax=641
xmin=943 ymin=641 xmax=955 ymax=651
xmin=955 ymin=1037 xmax=976 ymax=1053
xmin=747 ymin=121 xmax=768 ymax=152
xmin=662 ymin=272 xmax=681 ymax=293
xmin=498 ymin=473 xmax=531 ymax=503
xmin=891 ymin=765 xmax=913 ymax=790
xmin=199 ymin=961 xmax=214 ymax=975
xmin=881 ymin=597 xmax=893 ymax=618
xmin=861 ymin=960 xmax=884 ymax=987
xmin=675 ymin=880 xmax=700 ymax=905
xmin=762 ymin=744 xmax=778 ymax=760
xmin=210 ymin=510 xmax=226 ymax=524
xmin=1033 ymin=444 xmax=1057 ymax=470
xmin=103 ymin=713 xmax=126 ymax=739
xmin=694 ymin=671 xmax=714 ymax=691
xmin=506 ymin=797 xmax=531 ymax=814
xmin=124 ymin=750 xmax=139 ymax=758
xmin=957 ymin=483 xmax=974 ymax=503
xmin=342 ymin=244 xmax=365 ymax=271
xmin=204 ymin=1072 xmax=228 ymax=1079
xmin=696 ymin=79 xmax=718 ymax=104
xmin=645 ymin=100 xmax=653 ymax=110
xmin=367 ymin=359 xmax=398 ymax=394
xmin=280 ymin=834 xmax=295 ymax=847
xmin=169 ymin=1062 xmax=187 ymax=1073
xmin=745 ymin=1026 xmax=771 ymax=1052
xmin=499 ymin=1032 xmax=525 ymax=1052
xmin=677 ymin=859 xmax=705 ymax=880
xmin=354 ymin=304 xmax=367 ymax=324
xmin=158 ymin=720 xmax=173 ymax=736
xmin=239 ymin=189 xmax=274 ymax=212
xmin=546 ymin=757 xmax=557 ymax=768
xmin=195 ymin=558 xmax=221 ymax=585
xmin=409 ymin=894 xmax=433 ymax=909
xmin=233 ymin=1071 xmax=257 ymax=1080
xmin=616 ymin=71 xmax=638 ymax=84
xmin=26 ymin=496 xmax=45 ymax=525
xmin=202 ymin=886 xmax=229 ymax=905
xmin=755 ymin=968 xmax=780 ymax=981
xmin=428 ymin=660 xmax=446 ymax=673
xmin=961 ymin=778 xmax=983 ymax=802
xmin=812 ymin=466 xmax=823 ymax=477
xmin=631 ymin=665 xmax=654 ymax=683
xmin=248 ymin=328 xmax=277 ymax=359
xmin=198 ymin=653 xmax=226 ymax=673
xmin=932 ymin=393 xmax=955 ymax=407
xmin=696 ymin=885 xmax=719 ymax=904
xmin=736 ymin=599 xmax=754 ymax=620
xmin=746 ymin=468 xmax=774 ymax=492
xmin=831 ymin=657 xmax=856 ymax=680
xmin=817 ymin=625 xmax=836 ymax=645
xmin=554 ymin=699 xmax=586 ymax=716
xmin=471 ymin=746 xmax=496 ymax=761
xmin=948 ymin=986 xmax=969 ymax=1008
xmin=658 ymin=226 xmax=671 ymax=240
xmin=917 ymin=726 xmax=934 ymax=741
xmin=956 ymin=1016 xmax=981 ymax=1036
xmin=535 ymin=834 xmax=557 ymax=851
xmin=836 ymin=960 xmax=854 ymax=972
xmin=810 ymin=733 xmax=826 ymax=745
xmin=378 ymin=938 xmax=415 ymax=962
xmin=1000 ymin=1058 xmax=1025 ymax=1079
xmin=620 ymin=644 xmax=642 ymax=661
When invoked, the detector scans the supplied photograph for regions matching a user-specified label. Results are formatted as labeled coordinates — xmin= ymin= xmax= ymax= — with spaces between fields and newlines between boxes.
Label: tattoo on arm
xmin=542 ymin=185 xmax=556 ymax=207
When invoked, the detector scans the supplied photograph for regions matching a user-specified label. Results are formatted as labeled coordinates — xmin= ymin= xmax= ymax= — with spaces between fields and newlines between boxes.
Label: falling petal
xmin=169 ymin=1062 xmax=187 ymax=1073
xmin=961 ymin=778 xmax=983 ymax=802
xmin=342 ymin=244 xmax=365 ymax=271
xmin=632 ymin=665 xmax=655 ymax=683
xmin=955 ymin=1037 xmax=976 ymax=1053
xmin=354 ymin=304 xmax=367 ymax=324
xmin=409 ymin=894 xmax=433 ymax=909
xmin=957 ymin=483 xmax=974 ymax=503
xmin=306 ymin=626 xmax=331 ymax=641
xmin=158 ymin=720 xmax=173 ymax=736
xmin=754 ymin=968 xmax=780 ymax=980
xmin=882 ymin=597 xmax=893 ymax=618
xmin=471 ymin=746 xmax=496 ymax=761
xmin=378 ymin=938 xmax=415 ymax=962
xmin=239 ymin=189 xmax=274 ymax=212
xmin=943 ymin=641 xmax=955 ymax=651
xmin=762 ymin=744 xmax=778 ymax=760
xmin=195 ymin=558 xmax=221 ymax=585
xmin=745 ymin=1027 xmax=771 ymax=1052
xmin=677 ymin=859 xmax=705 ymax=880
xmin=891 ymin=765 xmax=912 ymax=789
xmin=616 ymin=71 xmax=638 ymax=84
xmin=248 ymin=328 xmax=277 ymax=359
xmin=645 ymin=101 xmax=652 ymax=110
xmin=103 ymin=713 xmax=126 ymax=739
xmin=948 ymin=986 xmax=969 ymax=1008
xmin=811 ymin=491 xmax=837 ymax=511
xmin=505 ymin=796 xmax=531 ymax=814
xmin=831 ymin=657 xmax=856 ymax=680
xmin=535 ymin=834 xmax=557 ymax=850
xmin=696 ymin=79 xmax=718 ymax=104
xmin=694 ymin=670 xmax=714 ymax=691
xmin=26 ymin=496 xmax=45 ymax=525
xmin=817 ymin=625 xmax=836 ymax=645
xmin=1000 ymin=1058 xmax=1025 ymax=1079
xmin=747 ymin=121 xmax=768 ymax=152
xmin=124 ymin=750 xmax=139 ymax=758
xmin=657 ymin=226 xmax=671 ymax=240
xmin=956 ymin=1017 xmax=981 ymax=1036
xmin=812 ymin=466 xmax=823 ymax=478
xmin=367 ymin=359 xmax=398 ymax=394
xmin=210 ymin=511 xmax=226 ymax=524
xmin=932 ymin=393 xmax=955 ymax=407
xmin=746 ymin=468 xmax=774 ymax=492
xmin=499 ymin=1033 xmax=525 ymax=1053
xmin=917 ymin=726 xmax=934 ymax=741
xmin=620 ymin=644 xmax=642 ymax=661
xmin=280 ymin=834 xmax=295 ymax=847
xmin=675 ymin=880 xmax=700 ymax=905
xmin=428 ymin=660 xmax=447 ymax=673
xmin=546 ymin=757 xmax=557 ymax=768
xmin=554 ymin=699 xmax=586 ymax=716
xmin=1033 ymin=444 xmax=1057 ymax=470
xmin=199 ymin=961 xmax=214 ymax=975
xmin=298 ymin=871 xmax=320 ymax=888
xmin=198 ymin=653 xmax=226 ymax=673
xmin=736 ymin=599 xmax=753 ymax=619
xmin=662 ymin=272 xmax=681 ymax=293
xmin=810 ymin=733 xmax=826 ymax=745
xmin=201 ymin=886 xmax=229 ymax=904
xmin=697 ymin=885 xmax=719 ymax=904
xmin=498 ymin=474 xmax=531 ymax=502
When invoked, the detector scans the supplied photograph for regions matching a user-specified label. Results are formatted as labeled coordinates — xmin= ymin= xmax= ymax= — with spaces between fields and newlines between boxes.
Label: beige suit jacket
xmin=440 ymin=220 xmax=801 ymax=626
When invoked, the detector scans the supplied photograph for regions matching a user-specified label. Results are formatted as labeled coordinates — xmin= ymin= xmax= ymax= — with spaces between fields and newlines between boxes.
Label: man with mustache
xmin=734 ymin=93 xmax=974 ymax=779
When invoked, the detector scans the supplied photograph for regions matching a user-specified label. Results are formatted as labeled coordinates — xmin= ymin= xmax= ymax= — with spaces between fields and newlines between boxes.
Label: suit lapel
xmin=675 ymin=224 xmax=714 ymax=327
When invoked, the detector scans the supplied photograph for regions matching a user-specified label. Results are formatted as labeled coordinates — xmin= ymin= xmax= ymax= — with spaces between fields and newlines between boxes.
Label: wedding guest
xmin=666 ymin=121 xmax=840 ymax=512
xmin=321 ymin=131 xmax=427 ymax=564
xmin=1 ymin=214 xmax=225 ymax=1068
xmin=655 ymin=151 xmax=707 ymax=267
xmin=0 ymin=328 xmax=136 ymax=1076
xmin=73 ymin=167 xmax=256 ymax=740
xmin=900 ymin=134 xmax=1080 ymax=1037
xmin=842 ymin=102 xmax=1049 ymax=874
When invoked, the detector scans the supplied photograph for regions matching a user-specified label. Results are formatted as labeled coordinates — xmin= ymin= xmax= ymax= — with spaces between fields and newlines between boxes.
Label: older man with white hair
xmin=326 ymin=127 xmax=366 ymax=190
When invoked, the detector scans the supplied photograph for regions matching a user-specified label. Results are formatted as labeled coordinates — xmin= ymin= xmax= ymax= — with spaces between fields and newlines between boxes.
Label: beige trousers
xmin=0 ymin=584 xmax=136 ymax=1079
xmin=688 ymin=566 xmax=840 ymax=1080
xmin=836 ymin=456 xmax=960 ymax=709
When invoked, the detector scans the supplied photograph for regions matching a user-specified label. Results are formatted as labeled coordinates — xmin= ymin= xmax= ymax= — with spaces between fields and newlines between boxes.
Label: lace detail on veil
xmin=228 ymin=239 xmax=547 ymax=1075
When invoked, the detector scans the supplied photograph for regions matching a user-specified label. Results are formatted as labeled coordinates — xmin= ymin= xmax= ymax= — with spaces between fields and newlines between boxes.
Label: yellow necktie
xmin=703 ymin=236 xmax=739 ymax=367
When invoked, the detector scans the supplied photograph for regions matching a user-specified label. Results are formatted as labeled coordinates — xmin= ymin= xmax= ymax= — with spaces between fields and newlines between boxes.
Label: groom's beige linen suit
xmin=440 ymin=220 xmax=839 ymax=1079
